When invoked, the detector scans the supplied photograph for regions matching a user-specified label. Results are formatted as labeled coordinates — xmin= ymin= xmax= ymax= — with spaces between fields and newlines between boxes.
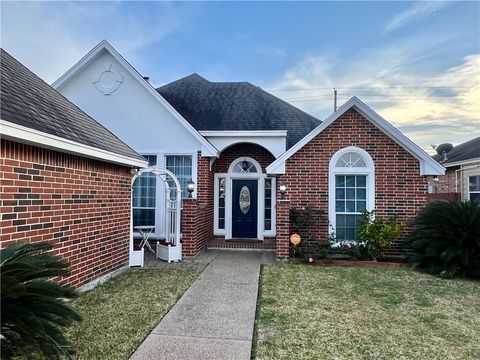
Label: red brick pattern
xmin=427 ymin=167 xmax=458 ymax=194
xmin=275 ymin=199 xmax=290 ymax=259
xmin=0 ymin=139 xmax=132 ymax=288
xmin=181 ymin=152 xmax=214 ymax=257
xmin=212 ymin=143 xmax=275 ymax=173
xmin=278 ymin=108 xmax=428 ymax=256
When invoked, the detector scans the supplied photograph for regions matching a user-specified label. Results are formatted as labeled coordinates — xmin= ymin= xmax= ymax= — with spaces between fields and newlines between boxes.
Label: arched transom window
xmin=335 ymin=152 xmax=367 ymax=168
xmin=329 ymin=147 xmax=375 ymax=244
xmin=231 ymin=159 xmax=259 ymax=173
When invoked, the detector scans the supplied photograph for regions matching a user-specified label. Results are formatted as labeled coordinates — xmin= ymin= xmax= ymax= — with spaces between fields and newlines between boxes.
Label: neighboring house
xmin=428 ymin=137 xmax=480 ymax=201
xmin=54 ymin=40 xmax=444 ymax=259
xmin=0 ymin=49 xmax=148 ymax=288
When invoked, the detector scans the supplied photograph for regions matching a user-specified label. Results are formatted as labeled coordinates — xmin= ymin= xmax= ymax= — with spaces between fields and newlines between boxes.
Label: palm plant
xmin=1 ymin=242 xmax=82 ymax=359
xmin=404 ymin=200 xmax=480 ymax=278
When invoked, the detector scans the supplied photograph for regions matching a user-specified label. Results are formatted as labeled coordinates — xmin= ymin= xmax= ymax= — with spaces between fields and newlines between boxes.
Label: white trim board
xmin=52 ymin=40 xmax=219 ymax=158
xmin=1 ymin=119 xmax=148 ymax=168
xmin=199 ymin=130 xmax=287 ymax=137
xmin=266 ymin=97 xmax=445 ymax=176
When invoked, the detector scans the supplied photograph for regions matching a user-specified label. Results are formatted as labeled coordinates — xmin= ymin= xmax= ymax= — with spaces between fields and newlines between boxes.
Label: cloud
xmin=0 ymin=2 xmax=183 ymax=83
xmin=266 ymin=39 xmax=480 ymax=154
xmin=385 ymin=1 xmax=452 ymax=33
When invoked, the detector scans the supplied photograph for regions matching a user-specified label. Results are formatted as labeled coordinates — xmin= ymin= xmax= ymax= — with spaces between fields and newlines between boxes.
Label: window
xmin=218 ymin=177 xmax=226 ymax=230
xmin=232 ymin=160 xmax=258 ymax=173
xmin=469 ymin=176 xmax=480 ymax=201
xmin=166 ymin=155 xmax=193 ymax=199
xmin=133 ymin=155 xmax=157 ymax=227
xmin=329 ymin=147 xmax=374 ymax=243
xmin=335 ymin=175 xmax=366 ymax=241
xmin=264 ymin=178 xmax=273 ymax=231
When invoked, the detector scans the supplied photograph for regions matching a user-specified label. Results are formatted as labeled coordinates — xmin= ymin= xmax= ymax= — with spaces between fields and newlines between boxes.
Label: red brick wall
xmin=181 ymin=152 xmax=214 ymax=257
xmin=278 ymin=108 xmax=428 ymax=256
xmin=0 ymin=139 xmax=133 ymax=288
xmin=427 ymin=167 xmax=458 ymax=194
xmin=212 ymin=143 xmax=275 ymax=173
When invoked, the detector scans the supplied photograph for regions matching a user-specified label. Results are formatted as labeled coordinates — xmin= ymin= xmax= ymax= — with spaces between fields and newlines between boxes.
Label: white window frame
xmin=133 ymin=153 xmax=159 ymax=236
xmin=213 ymin=157 xmax=276 ymax=240
xmin=468 ymin=175 xmax=480 ymax=200
xmin=328 ymin=147 xmax=375 ymax=240
xmin=163 ymin=152 xmax=197 ymax=199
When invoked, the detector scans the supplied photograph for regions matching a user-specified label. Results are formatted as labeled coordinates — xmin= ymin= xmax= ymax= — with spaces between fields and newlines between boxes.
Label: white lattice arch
xmin=130 ymin=166 xmax=182 ymax=266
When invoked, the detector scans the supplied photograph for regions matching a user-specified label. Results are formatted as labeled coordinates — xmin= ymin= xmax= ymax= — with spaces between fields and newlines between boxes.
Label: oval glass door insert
xmin=239 ymin=186 xmax=251 ymax=214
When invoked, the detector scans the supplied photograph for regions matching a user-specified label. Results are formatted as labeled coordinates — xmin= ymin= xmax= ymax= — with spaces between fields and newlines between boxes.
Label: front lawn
xmin=255 ymin=265 xmax=480 ymax=359
xmin=67 ymin=268 xmax=197 ymax=359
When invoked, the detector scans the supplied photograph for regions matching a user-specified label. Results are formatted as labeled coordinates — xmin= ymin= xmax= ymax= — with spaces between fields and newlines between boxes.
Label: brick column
xmin=276 ymin=199 xmax=290 ymax=259
xmin=181 ymin=198 xmax=198 ymax=257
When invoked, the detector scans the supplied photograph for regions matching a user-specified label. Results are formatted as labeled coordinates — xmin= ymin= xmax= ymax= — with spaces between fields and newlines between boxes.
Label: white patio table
xmin=133 ymin=225 xmax=155 ymax=253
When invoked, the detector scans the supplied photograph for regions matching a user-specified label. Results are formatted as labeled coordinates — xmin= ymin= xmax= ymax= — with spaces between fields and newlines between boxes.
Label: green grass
xmin=255 ymin=264 xmax=480 ymax=360
xmin=67 ymin=268 xmax=197 ymax=359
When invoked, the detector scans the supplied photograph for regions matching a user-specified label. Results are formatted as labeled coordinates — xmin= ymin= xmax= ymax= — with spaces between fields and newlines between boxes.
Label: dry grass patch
xmin=255 ymin=264 xmax=480 ymax=360
xmin=67 ymin=268 xmax=197 ymax=359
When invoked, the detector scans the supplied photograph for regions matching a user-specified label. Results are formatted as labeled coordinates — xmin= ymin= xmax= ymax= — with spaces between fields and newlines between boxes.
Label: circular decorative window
xmin=93 ymin=64 xmax=123 ymax=95
xmin=239 ymin=186 xmax=251 ymax=214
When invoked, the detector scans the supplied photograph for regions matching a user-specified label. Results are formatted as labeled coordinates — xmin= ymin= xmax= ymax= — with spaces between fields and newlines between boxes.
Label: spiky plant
xmin=404 ymin=200 xmax=480 ymax=278
xmin=1 ymin=242 xmax=82 ymax=359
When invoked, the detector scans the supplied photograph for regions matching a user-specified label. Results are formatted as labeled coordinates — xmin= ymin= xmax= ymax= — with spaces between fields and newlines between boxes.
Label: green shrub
xmin=358 ymin=210 xmax=404 ymax=261
xmin=404 ymin=200 xmax=480 ymax=278
xmin=289 ymin=206 xmax=326 ymax=260
xmin=1 ymin=242 xmax=82 ymax=359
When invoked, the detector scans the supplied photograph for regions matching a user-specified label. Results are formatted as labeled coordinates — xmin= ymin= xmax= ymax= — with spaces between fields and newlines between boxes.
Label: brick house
xmin=53 ymin=41 xmax=445 ymax=261
xmin=427 ymin=137 xmax=480 ymax=202
xmin=0 ymin=49 xmax=148 ymax=288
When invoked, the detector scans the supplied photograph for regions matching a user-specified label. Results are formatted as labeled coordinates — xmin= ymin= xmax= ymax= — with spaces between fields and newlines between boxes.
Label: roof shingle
xmin=157 ymin=74 xmax=320 ymax=149
xmin=1 ymin=48 xmax=144 ymax=161
xmin=432 ymin=136 xmax=480 ymax=165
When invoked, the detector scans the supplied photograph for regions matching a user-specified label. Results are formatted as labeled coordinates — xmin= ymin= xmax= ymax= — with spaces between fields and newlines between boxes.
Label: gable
xmin=53 ymin=41 xmax=218 ymax=156
xmin=266 ymin=97 xmax=445 ymax=176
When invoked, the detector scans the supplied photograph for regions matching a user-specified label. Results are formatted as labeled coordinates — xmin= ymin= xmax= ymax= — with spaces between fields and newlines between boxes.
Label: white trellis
xmin=129 ymin=166 xmax=182 ymax=266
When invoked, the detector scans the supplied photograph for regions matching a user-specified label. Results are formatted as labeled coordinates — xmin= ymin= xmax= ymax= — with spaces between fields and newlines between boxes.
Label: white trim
xmin=52 ymin=40 xmax=218 ymax=157
xmin=214 ymin=173 xmax=228 ymax=236
xmin=266 ymin=97 xmax=445 ymax=176
xmin=328 ymin=147 xmax=375 ymax=239
xmin=441 ymin=157 xmax=480 ymax=168
xmin=199 ymin=130 xmax=287 ymax=137
xmin=1 ymin=119 xmax=148 ymax=168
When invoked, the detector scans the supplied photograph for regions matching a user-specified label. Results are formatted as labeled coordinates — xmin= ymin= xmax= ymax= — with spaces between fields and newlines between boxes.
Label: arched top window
xmin=329 ymin=147 xmax=375 ymax=244
xmin=229 ymin=157 xmax=261 ymax=174
xmin=335 ymin=152 xmax=367 ymax=168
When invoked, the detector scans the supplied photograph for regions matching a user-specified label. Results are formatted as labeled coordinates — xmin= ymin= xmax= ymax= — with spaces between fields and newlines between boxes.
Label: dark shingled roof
xmin=0 ymin=49 xmax=144 ymax=161
xmin=432 ymin=136 xmax=480 ymax=165
xmin=157 ymin=74 xmax=320 ymax=149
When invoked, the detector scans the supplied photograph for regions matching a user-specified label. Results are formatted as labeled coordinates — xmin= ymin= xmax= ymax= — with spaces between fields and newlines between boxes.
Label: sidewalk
xmin=131 ymin=250 xmax=274 ymax=360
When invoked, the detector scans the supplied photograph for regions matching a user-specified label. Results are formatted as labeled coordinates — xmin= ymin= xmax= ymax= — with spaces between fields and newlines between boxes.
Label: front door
xmin=232 ymin=180 xmax=258 ymax=238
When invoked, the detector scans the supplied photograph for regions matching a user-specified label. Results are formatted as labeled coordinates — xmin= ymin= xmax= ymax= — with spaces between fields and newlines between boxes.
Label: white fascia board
xmin=52 ymin=40 xmax=218 ymax=158
xmin=267 ymin=97 xmax=445 ymax=176
xmin=441 ymin=157 xmax=480 ymax=168
xmin=1 ymin=120 xmax=148 ymax=168
xmin=199 ymin=130 xmax=288 ymax=137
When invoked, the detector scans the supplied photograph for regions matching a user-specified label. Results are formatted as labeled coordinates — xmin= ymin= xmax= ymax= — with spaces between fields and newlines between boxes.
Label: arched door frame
xmin=130 ymin=166 xmax=182 ymax=266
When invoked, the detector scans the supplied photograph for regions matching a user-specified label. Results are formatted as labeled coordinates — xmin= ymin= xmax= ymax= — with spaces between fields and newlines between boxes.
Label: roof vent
xmin=435 ymin=143 xmax=454 ymax=163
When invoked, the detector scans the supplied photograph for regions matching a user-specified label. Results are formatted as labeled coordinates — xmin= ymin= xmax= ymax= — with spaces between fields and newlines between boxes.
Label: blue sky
xmin=1 ymin=1 xmax=479 ymax=153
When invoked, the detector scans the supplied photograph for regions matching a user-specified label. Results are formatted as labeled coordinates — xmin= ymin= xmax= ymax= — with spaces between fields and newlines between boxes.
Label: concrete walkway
xmin=131 ymin=250 xmax=273 ymax=360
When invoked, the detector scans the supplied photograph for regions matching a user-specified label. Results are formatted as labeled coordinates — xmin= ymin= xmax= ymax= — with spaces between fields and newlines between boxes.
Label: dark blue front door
xmin=232 ymin=180 xmax=258 ymax=238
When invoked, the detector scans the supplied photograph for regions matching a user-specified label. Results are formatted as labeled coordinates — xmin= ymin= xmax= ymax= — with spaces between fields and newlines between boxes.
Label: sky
xmin=1 ymin=1 xmax=479 ymax=154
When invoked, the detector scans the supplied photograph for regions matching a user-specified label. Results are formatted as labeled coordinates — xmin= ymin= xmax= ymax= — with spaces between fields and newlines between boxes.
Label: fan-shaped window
xmin=232 ymin=160 xmax=258 ymax=173
xmin=335 ymin=152 xmax=367 ymax=168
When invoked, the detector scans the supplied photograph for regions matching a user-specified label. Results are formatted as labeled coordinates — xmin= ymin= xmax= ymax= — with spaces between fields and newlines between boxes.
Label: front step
xmin=206 ymin=238 xmax=275 ymax=250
